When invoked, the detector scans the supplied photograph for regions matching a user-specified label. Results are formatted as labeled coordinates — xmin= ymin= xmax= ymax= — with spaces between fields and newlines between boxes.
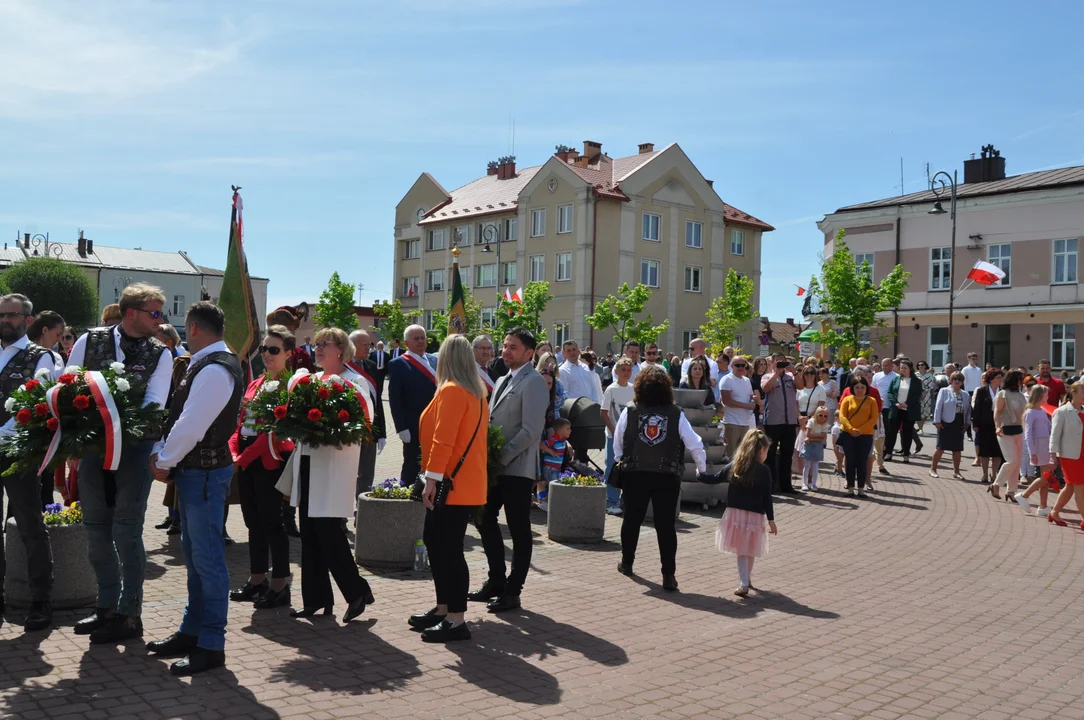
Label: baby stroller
xmin=559 ymin=396 xmax=607 ymax=475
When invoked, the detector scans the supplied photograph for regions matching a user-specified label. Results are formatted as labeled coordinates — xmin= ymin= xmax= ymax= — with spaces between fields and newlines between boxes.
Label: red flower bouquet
xmin=244 ymin=370 xmax=371 ymax=449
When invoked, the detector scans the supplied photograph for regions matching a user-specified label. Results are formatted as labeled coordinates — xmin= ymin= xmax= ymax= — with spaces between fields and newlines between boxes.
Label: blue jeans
xmin=175 ymin=466 xmax=234 ymax=651
xmin=605 ymin=436 xmax=621 ymax=507
xmin=80 ymin=440 xmax=155 ymax=616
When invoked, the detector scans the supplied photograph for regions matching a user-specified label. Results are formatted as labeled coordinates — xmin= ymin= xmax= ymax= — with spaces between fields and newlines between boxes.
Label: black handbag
xmin=410 ymin=397 xmax=484 ymax=506
xmin=606 ymin=460 xmax=624 ymax=489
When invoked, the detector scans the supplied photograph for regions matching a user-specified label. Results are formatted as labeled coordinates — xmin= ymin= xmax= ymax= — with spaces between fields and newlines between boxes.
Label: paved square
xmin=3 ymin=418 xmax=1083 ymax=719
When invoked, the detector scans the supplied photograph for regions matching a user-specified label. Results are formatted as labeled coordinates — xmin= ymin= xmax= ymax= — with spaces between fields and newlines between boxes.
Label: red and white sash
xmin=37 ymin=385 xmax=65 ymax=475
xmin=402 ymin=353 xmax=436 ymax=385
xmin=478 ymin=366 xmax=494 ymax=393
xmin=346 ymin=361 xmax=378 ymax=402
xmin=85 ymin=371 xmax=123 ymax=471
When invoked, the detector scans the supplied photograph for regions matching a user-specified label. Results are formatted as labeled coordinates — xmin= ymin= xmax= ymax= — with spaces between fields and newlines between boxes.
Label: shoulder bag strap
xmin=448 ymin=397 xmax=484 ymax=480
xmin=846 ymin=396 xmax=868 ymax=423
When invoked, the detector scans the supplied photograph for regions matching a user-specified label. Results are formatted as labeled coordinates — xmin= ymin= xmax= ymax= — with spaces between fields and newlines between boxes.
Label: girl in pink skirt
xmin=697 ymin=429 xmax=778 ymax=596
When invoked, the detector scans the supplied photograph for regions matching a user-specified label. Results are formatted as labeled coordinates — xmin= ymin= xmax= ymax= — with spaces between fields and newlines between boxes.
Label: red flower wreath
xmin=72 ymin=395 xmax=91 ymax=410
xmin=15 ymin=408 xmax=31 ymax=425
xmin=337 ymin=410 xmax=350 ymax=422
xmin=307 ymin=408 xmax=322 ymax=422
xmin=273 ymin=405 xmax=288 ymax=419
xmin=57 ymin=373 xmax=77 ymax=385
xmin=317 ymin=387 xmax=331 ymax=400
xmin=34 ymin=403 xmax=49 ymax=418
xmin=45 ymin=418 xmax=58 ymax=431
xmin=24 ymin=380 xmax=40 ymax=392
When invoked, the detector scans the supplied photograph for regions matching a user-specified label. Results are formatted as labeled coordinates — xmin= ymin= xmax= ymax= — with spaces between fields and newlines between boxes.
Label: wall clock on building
xmin=547 ymin=178 xmax=558 ymax=193
xmin=416 ymin=208 xmax=425 ymax=223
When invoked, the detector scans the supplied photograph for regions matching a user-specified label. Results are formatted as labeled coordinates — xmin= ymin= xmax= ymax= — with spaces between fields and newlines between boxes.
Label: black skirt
xmin=974 ymin=424 xmax=1004 ymax=460
xmin=937 ymin=416 xmax=965 ymax=452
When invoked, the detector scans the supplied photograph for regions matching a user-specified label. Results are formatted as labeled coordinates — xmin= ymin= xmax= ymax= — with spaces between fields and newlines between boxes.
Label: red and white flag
xmin=407 ymin=280 xmax=417 ymax=297
xmin=966 ymin=260 xmax=1006 ymax=286
xmin=513 ymin=287 xmax=523 ymax=303
xmin=504 ymin=288 xmax=513 ymax=302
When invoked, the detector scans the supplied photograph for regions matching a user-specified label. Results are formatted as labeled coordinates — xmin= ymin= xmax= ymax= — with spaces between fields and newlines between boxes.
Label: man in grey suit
xmin=469 ymin=327 xmax=549 ymax=612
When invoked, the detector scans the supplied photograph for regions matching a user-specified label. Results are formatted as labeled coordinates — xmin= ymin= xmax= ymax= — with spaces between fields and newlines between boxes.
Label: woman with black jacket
xmin=972 ymin=369 xmax=1004 ymax=484
xmin=885 ymin=359 xmax=924 ymax=462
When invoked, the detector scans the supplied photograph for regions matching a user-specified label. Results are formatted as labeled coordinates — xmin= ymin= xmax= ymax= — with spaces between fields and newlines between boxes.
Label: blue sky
xmin=3 ymin=0 xmax=1082 ymax=325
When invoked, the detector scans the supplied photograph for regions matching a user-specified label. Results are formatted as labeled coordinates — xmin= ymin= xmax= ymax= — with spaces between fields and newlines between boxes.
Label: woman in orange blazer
xmin=410 ymin=334 xmax=489 ymax=643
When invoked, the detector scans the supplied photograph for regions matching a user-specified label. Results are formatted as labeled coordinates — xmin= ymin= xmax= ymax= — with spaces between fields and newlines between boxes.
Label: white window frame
xmin=557 ymin=204 xmax=573 ymax=234
xmin=480 ymin=307 xmax=496 ymax=328
xmin=930 ymin=247 xmax=952 ymax=291
xmin=173 ymin=295 xmax=186 ymax=317
xmin=529 ymin=254 xmax=545 ymax=283
xmin=853 ymin=252 xmax=874 ymax=280
xmin=730 ymin=229 xmax=745 ymax=256
xmin=502 ymin=261 xmax=517 ymax=286
xmin=475 ymin=264 xmax=497 ymax=288
xmin=505 ymin=217 xmax=518 ymax=242
xmin=642 ymin=213 xmax=661 ymax=242
xmin=682 ymin=330 xmax=700 ymax=349
xmin=1053 ymin=238 xmax=1078 ymax=285
xmin=733 ymin=334 xmax=743 ymax=351
xmin=427 ymin=228 xmax=445 ymax=251
xmin=426 ymin=269 xmax=445 ymax=292
xmin=404 ymin=238 xmax=420 ymax=260
xmin=403 ymin=276 xmax=418 ymax=297
xmin=685 ymin=220 xmax=703 ymax=249
xmin=455 ymin=224 xmax=471 ymax=247
xmin=553 ymin=322 xmax=570 ymax=347
xmin=640 ymin=258 xmax=660 ymax=288
xmin=683 ymin=264 xmax=702 ymax=293
xmin=556 ymin=252 xmax=572 ymax=282
xmin=987 ymin=243 xmax=1011 ymax=287
xmin=530 ymin=208 xmax=546 ymax=238
xmin=928 ymin=326 xmax=949 ymax=370
xmin=1052 ymin=323 xmax=1076 ymax=370
xmin=459 ymin=265 xmax=471 ymax=289
xmin=424 ymin=309 xmax=442 ymax=331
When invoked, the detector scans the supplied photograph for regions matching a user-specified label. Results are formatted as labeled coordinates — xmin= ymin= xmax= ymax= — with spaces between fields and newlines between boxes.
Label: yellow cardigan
xmin=840 ymin=394 xmax=879 ymax=435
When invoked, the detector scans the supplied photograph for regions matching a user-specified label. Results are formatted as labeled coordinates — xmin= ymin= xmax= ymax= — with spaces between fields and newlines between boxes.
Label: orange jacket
xmin=840 ymin=394 xmax=879 ymax=436
xmin=419 ymin=382 xmax=489 ymax=506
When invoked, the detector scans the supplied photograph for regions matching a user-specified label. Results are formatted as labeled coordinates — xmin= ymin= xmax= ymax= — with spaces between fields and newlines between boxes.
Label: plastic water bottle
xmin=414 ymin=539 xmax=429 ymax=572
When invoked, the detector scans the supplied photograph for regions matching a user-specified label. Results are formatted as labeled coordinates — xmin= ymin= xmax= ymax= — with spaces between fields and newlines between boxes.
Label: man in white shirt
xmin=871 ymin=358 xmax=898 ymax=472
xmin=642 ymin=342 xmax=662 ymax=368
xmin=601 ymin=357 xmax=635 ymax=515
xmin=559 ymin=340 xmax=601 ymax=404
xmin=719 ymin=357 xmax=758 ymax=457
xmin=623 ymin=340 xmax=643 ymax=383
xmin=147 ymin=302 xmax=241 ymax=676
xmin=681 ymin=339 xmax=719 ymax=399
xmin=961 ymin=353 xmax=983 ymax=393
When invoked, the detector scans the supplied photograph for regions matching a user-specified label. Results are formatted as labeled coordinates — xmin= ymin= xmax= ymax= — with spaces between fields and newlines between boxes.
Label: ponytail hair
xmin=729 ymin=429 xmax=771 ymax=488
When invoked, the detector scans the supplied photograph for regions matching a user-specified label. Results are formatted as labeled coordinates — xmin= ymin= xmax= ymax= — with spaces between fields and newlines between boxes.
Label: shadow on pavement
xmin=631 ymin=575 xmax=841 ymax=621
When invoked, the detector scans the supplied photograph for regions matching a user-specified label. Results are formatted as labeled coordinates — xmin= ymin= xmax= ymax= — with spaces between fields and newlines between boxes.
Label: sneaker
xmin=800 ymin=484 xmax=810 ymax=491
xmin=1016 ymin=494 xmax=1031 ymax=514
xmin=606 ymin=506 xmax=624 ymax=517
xmin=539 ymin=501 xmax=548 ymax=513
xmin=1037 ymin=507 xmax=1051 ymax=518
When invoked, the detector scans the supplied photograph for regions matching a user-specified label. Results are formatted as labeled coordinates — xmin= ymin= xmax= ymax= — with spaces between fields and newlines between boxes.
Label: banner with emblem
xmin=447 ymin=246 xmax=468 ymax=336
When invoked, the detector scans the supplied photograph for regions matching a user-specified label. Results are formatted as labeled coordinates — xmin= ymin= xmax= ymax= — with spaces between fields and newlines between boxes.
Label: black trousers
xmin=237 ymin=438 xmax=290 ymax=578
xmin=423 ymin=504 xmax=472 ymax=613
xmin=478 ymin=475 xmax=533 ymax=594
xmin=885 ymin=415 xmax=915 ymax=457
xmin=620 ymin=472 xmax=680 ymax=576
xmin=1 ymin=459 xmax=54 ymax=602
xmin=298 ymin=457 xmax=370 ymax=608
xmin=840 ymin=434 xmax=873 ymax=489
xmin=400 ymin=438 xmax=421 ymax=486
xmin=355 ymin=442 xmax=377 ymax=502
xmin=764 ymin=424 xmax=798 ymax=491
xmin=39 ymin=472 xmax=53 ymax=511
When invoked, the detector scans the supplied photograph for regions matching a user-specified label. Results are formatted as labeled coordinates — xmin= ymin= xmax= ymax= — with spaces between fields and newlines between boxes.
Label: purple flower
xmin=44 ymin=503 xmax=61 ymax=514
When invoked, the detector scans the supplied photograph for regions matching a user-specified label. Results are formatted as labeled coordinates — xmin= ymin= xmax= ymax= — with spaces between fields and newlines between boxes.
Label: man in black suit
xmin=389 ymin=339 xmax=404 ymax=359
xmin=837 ymin=357 xmax=858 ymax=394
xmin=370 ymin=340 xmax=389 ymax=393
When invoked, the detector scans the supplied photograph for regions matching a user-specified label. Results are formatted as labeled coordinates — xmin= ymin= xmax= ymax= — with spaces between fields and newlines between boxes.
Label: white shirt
xmin=961 ymin=364 xmax=983 ymax=393
xmin=613 ymin=406 xmax=707 ymax=473
xmin=601 ymin=382 xmax=634 ymax=438
xmin=559 ymin=359 xmax=601 ymax=404
xmin=0 ymin=335 xmax=61 ymax=438
xmin=681 ymin=356 xmax=720 ymax=399
xmin=871 ymin=370 xmax=898 ymax=402
xmin=719 ymin=373 xmax=755 ymax=429
xmin=154 ymin=341 xmax=236 ymax=470
xmin=374 ymin=350 xmax=386 ymax=370
xmin=406 ymin=349 xmax=435 ymax=369
xmin=68 ymin=325 xmax=173 ymax=409
xmin=628 ymin=362 xmax=642 ymax=383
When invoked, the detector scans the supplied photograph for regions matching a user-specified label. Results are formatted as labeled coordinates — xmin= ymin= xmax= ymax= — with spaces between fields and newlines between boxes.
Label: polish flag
xmin=795 ymin=286 xmax=806 ymax=297
xmin=966 ymin=260 xmax=1006 ymax=286
xmin=504 ymin=288 xmax=514 ymax=302
xmin=407 ymin=280 xmax=417 ymax=297
xmin=513 ymin=287 xmax=523 ymax=303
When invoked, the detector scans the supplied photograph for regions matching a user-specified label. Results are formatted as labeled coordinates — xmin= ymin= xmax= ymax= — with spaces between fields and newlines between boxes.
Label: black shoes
xmin=343 ymin=591 xmax=375 ymax=623
xmin=229 ymin=580 xmax=269 ymax=603
xmin=166 ymin=521 xmax=181 ymax=536
xmin=487 ymin=594 xmax=521 ymax=613
xmin=170 ymin=647 xmax=225 ymax=676
xmin=147 ymin=631 xmax=199 ymax=657
xmin=283 ymin=513 xmax=300 ymax=538
xmin=408 ymin=607 xmax=447 ymax=630
xmin=290 ymin=604 xmax=333 ymax=619
xmin=467 ymin=579 xmax=505 ymax=603
xmin=90 ymin=615 xmax=143 ymax=644
xmin=154 ymin=515 xmax=173 ymax=530
xmin=74 ymin=608 xmax=115 ymax=635
xmin=223 ymin=530 xmax=235 ymax=546
xmin=23 ymin=601 xmax=52 ymax=631
xmin=616 ymin=561 xmax=633 ymax=576
xmin=421 ymin=620 xmax=471 ymax=643
xmin=254 ymin=586 xmax=290 ymax=610
xmin=662 ymin=575 xmax=679 ymax=592
xmin=914 ymin=438 xmax=924 ymax=453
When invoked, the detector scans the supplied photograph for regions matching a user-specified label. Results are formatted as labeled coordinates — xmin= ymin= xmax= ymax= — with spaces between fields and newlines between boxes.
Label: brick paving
xmin=4 ymin=415 xmax=1084 ymax=719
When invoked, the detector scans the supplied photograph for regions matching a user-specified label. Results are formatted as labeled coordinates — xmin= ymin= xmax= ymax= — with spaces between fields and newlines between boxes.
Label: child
xmin=697 ymin=430 xmax=777 ymax=597
xmin=538 ymin=418 xmax=572 ymax=512
xmin=800 ymin=407 xmax=832 ymax=491
xmin=831 ymin=410 xmax=845 ymax=476
xmin=1015 ymin=384 xmax=1055 ymax=516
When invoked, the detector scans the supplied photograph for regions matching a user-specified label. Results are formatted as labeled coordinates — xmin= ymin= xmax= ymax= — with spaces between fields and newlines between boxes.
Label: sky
xmin=3 ymin=0 xmax=1083 ymax=324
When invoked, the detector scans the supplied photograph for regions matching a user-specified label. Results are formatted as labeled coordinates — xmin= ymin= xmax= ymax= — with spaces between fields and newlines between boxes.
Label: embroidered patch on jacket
xmin=638 ymin=413 xmax=668 ymax=447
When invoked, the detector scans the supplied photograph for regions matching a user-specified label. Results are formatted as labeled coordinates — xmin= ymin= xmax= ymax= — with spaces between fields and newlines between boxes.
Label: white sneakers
xmin=1037 ymin=507 xmax=1051 ymax=518
xmin=1016 ymin=493 xmax=1031 ymax=514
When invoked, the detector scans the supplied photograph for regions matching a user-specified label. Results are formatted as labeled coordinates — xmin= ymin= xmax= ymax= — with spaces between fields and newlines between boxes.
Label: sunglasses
xmin=133 ymin=307 xmax=164 ymax=320
xmin=62 ymin=335 xmax=74 ymax=341
xmin=259 ymin=345 xmax=284 ymax=356
xmin=732 ymin=363 xmax=748 ymax=369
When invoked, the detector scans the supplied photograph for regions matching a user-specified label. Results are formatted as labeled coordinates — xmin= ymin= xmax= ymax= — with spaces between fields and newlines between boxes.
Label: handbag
xmin=410 ymin=397 xmax=484 ymax=506
xmin=606 ymin=460 xmax=624 ymax=489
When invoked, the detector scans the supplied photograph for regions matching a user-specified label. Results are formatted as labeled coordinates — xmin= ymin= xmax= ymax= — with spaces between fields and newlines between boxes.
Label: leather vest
xmin=165 ymin=351 xmax=244 ymax=470
xmin=83 ymin=326 xmax=166 ymax=388
xmin=620 ymin=403 xmax=685 ymax=476
xmin=0 ymin=342 xmax=50 ymax=425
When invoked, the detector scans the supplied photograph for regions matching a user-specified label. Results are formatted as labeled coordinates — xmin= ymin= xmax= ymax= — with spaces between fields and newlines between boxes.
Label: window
xmin=403 ymin=276 xmax=418 ymax=297
xmin=529 ymin=254 xmax=545 ymax=282
xmin=928 ymin=326 xmax=949 ymax=369
xmin=1052 ymin=324 xmax=1076 ymax=369
xmin=1054 ymin=238 xmax=1078 ymax=284
xmin=173 ymin=295 xmax=185 ymax=317
xmin=479 ymin=221 xmax=499 ymax=245
xmin=684 ymin=265 xmax=702 ymax=292
xmin=474 ymin=264 xmax=496 ymax=288
xmin=455 ymin=225 xmax=471 ymax=247
xmin=530 ymin=208 xmax=546 ymax=237
xmin=459 ymin=265 xmax=470 ymax=288
xmin=404 ymin=238 xmax=419 ymax=259
xmin=686 ymin=221 xmax=703 ymax=249
xmin=553 ymin=322 xmax=570 ymax=347
xmin=853 ymin=252 xmax=874 ymax=280
xmin=557 ymin=204 xmax=573 ymax=234
xmin=502 ymin=261 xmax=517 ymax=286
xmin=480 ymin=307 xmax=496 ymax=327
xmin=642 ymin=213 xmax=661 ymax=242
xmin=930 ymin=247 xmax=952 ymax=291
xmin=682 ymin=330 xmax=700 ymax=349
xmin=988 ymin=243 xmax=1011 ymax=286
xmin=640 ymin=259 xmax=660 ymax=288
xmin=427 ymin=228 xmax=445 ymax=251
xmin=426 ymin=269 xmax=444 ymax=292
xmin=505 ymin=217 xmax=518 ymax=242
xmin=733 ymin=334 xmax=743 ymax=351
xmin=731 ymin=229 xmax=745 ymax=255
xmin=556 ymin=252 xmax=572 ymax=282
xmin=424 ymin=309 xmax=442 ymax=331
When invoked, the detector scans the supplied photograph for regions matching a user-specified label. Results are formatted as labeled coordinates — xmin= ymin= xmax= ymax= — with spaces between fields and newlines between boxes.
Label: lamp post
xmin=20 ymin=232 xmax=63 ymax=258
xmin=113 ymin=275 xmax=133 ymax=302
xmin=479 ymin=223 xmax=501 ymax=303
xmin=928 ymin=170 xmax=957 ymax=365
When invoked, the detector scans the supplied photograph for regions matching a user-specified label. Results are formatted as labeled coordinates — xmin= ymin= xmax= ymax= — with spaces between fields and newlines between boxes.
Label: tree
xmin=0 ymin=257 xmax=98 ymax=327
xmin=371 ymin=298 xmax=419 ymax=344
xmin=490 ymin=281 xmax=553 ymax=341
xmin=586 ymin=282 xmax=670 ymax=350
xmin=699 ymin=268 xmax=757 ymax=355
xmin=313 ymin=271 xmax=358 ymax=330
xmin=808 ymin=229 xmax=911 ymax=358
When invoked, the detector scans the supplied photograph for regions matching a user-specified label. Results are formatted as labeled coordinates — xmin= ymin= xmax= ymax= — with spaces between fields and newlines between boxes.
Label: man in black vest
xmin=147 ymin=302 xmax=242 ymax=676
xmin=67 ymin=283 xmax=173 ymax=644
xmin=0 ymin=294 xmax=59 ymax=631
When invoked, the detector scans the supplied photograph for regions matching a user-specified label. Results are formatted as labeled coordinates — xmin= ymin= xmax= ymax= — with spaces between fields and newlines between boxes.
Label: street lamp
xmin=479 ymin=223 xmax=501 ymax=303
xmin=113 ymin=275 xmax=133 ymax=302
xmin=20 ymin=232 xmax=63 ymax=258
xmin=928 ymin=169 xmax=957 ymax=365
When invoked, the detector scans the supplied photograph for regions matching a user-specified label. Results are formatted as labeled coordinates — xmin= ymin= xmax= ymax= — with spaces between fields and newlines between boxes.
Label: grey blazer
xmin=490 ymin=364 xmax=550 ymax=480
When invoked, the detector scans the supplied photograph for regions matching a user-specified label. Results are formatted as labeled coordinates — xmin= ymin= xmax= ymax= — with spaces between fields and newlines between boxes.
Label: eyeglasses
xmin=259 ymin=345 xmax=284 ymax=356
xmin=62 ymin=335 xmax=74 ymax=341
xmin=314 ymin=341 xmax=338 ymax=349
xmin=133 ymin=307 xmax=164 ymax=320
xmin=732 ymin=363 xmax=748 ymax=369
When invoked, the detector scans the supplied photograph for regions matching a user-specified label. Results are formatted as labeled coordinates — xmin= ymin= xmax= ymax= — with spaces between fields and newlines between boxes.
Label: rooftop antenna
xmin=925 ymin=162 xmax=931 ymax=189
xmin=900 ymin=157 xmax=904 ymax=196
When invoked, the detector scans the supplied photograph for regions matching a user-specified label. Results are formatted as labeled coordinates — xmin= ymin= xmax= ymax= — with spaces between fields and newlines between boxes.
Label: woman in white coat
xmin=288 ymin=327 xmax=374 ymax=621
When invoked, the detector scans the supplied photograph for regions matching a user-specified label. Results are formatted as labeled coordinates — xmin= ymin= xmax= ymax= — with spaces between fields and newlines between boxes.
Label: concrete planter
xmin=5 ymin=517 xmax=95 ymax=609
xmin=686 ymin=444 xmax=728 ymax=466
xmin=674 ymin=389 xmax=710 ymax=409
xmin=547 ymin=481 xmax=606 ymax=544
xmin=681 ymin=407 xmax=716 ymax=426
xmin=354 ymin=493 xmax=427 ymax=569
xmin=694 ymin=426 xmax=722 ymax=445
xmin=681 ymin=480 xmax=728 ymax=508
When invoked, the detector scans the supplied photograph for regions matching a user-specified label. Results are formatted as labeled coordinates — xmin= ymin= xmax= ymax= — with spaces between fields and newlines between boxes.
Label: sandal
xmin=952 ymin=472 xmax=965 ymax=480
xmin=929 ymin=470 xmax=939 ymax=478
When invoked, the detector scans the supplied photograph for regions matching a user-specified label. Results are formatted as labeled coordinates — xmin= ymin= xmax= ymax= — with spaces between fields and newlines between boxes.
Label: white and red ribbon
xmin=85 ymin=370 xmax=122 ymax=471
xmin=37 ymin=385 xmax=65 ymax=476
xmin=402 ymin=354 xmax=436 ymax=385
xmin=479 ymin=366 xmax=495 ymax=392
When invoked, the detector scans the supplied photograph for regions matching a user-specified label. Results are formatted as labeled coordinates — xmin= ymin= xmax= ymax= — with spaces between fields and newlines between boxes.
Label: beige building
xmin=818 ymin=147 xmax=1083 ymax=371
xmin=392 ymin=141 xmax=772 ymax=353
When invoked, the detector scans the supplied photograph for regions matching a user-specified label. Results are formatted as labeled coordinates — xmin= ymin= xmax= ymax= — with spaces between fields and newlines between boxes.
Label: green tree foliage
xmin=490 ymin=282 xmax=553 ymax=341
xmin=809 ymin=229 xmax=911 ymax=357
xmin=0 ymin=258 xmax=98 ymax=328
xmin=371 ymin=298 xmax=419 ymax=344
xmin=313 ymin=272 xmax=359 ymax=331
xmin=428 ymin=292 xmax=485 ymax=342
xmin=586 ymin=282 xmax=670 ymax=350
xmin=699 ymin=269 xmax=757 ymax=355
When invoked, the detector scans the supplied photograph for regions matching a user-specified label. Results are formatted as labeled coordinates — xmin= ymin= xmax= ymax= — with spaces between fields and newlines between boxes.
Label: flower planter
xmin=354 ymin=492 xmax=427 ymax=569
xmin=681 ymin=407 xmax=716 ymax=426
xmin=546 ymin=481 xmax=606 ymax=544
xmin=4 ymin=518 xmax=96 ymax=609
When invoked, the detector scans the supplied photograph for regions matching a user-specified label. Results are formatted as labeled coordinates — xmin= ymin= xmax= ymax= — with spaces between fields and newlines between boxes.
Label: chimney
xmin=86 ymin=239 xmax=94 ymax=254
xmin=554 ymin=144 xmax=578 ymax=163
xmin=963 ymin=144 xmax=1006 ymax=184
xmin=487 ymin=161 xmax=498 ymax=176
xmin=496 ymin=155 xmax=516 ymax=180
xmin=638 ymin=142 xmax=654 ymax=154
xmin=77 ymin=229 xmax=86 ymax=257
xmin=573 ymin=155 xmax=590 ymax=168
xmin=786 ymin=318 xmax=794 ymax=326
xmin=705 ymin=179 xmax=714 ymax=187
xmin=582 ymin=140 xmax=602 ymax=161
xmin=22 ymin=233 xmax=29 ymax=250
